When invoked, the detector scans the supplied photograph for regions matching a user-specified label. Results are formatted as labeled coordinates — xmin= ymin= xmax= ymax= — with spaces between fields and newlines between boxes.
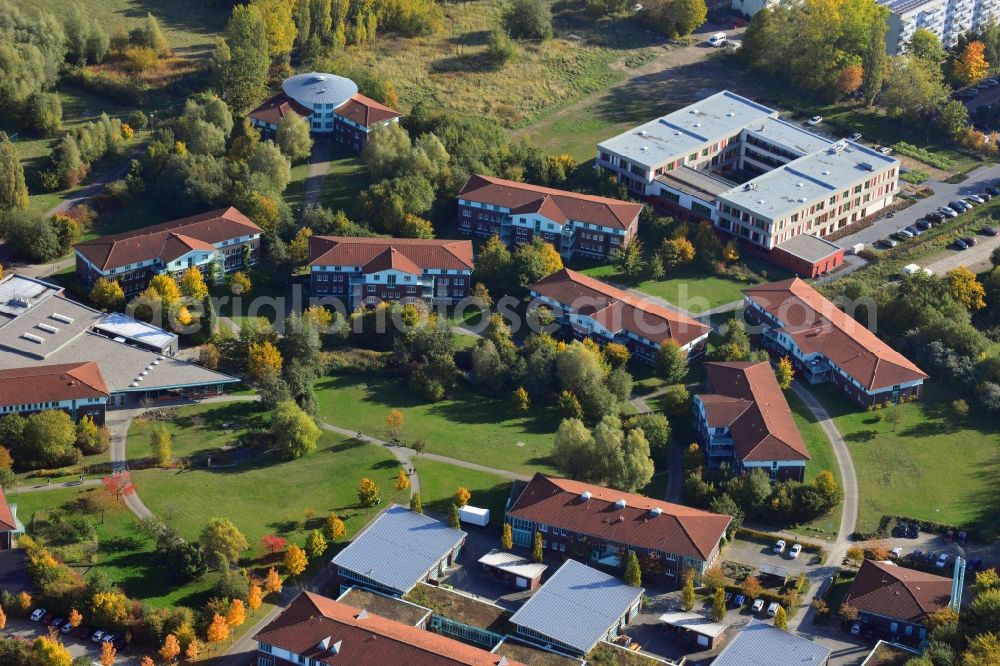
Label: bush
xmin=486 ymin=30 xmax=517 ymax=65
xmin=900 ymin=170 xmax=930 ymax=185
xmin=121 ymin=46 xmax=159 ymax=73
xmin=891 ymin=142 xmax=955 ymax=170
xmin=129 ymin=110 xmax=149 ymax=130
xmin=503 ymin=0 xmax=553 ymax=40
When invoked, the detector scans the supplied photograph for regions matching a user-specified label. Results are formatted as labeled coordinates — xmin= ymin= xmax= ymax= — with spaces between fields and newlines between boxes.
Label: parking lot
xmin=724 ymin=536 xmax=820 ymax=575
xmin=4 ymin=616 xmax=143 ymax=665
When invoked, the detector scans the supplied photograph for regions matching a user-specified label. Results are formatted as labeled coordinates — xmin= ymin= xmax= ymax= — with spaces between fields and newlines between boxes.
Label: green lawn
xmin=132 ymin=432 xmax=408 ymax=556
xmin=787 ymin=389 xmax=842 ymax=540
xmin=414 ymin=460 xmax=512 ymax=528
xmin=811 ymin=384 xmax=1000 ymax=539
xmin=314 ymin=375 xmax=559 ymax=475
xmin=126 ymin=401 xmax=269 ymax=463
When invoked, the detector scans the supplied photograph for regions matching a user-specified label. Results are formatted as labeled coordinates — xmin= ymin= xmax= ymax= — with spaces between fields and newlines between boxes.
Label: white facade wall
xmin=884 ymin=0 xmax=1000 ymax=54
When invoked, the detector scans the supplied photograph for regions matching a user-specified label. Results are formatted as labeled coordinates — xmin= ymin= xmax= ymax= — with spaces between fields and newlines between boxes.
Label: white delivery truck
xmin=458 ymin=505 xmax=490 ymax=527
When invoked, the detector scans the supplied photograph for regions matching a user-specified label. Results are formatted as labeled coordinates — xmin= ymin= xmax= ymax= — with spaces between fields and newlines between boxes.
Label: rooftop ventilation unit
xmin=861 ymin=162 xmax=875 ymax=171
xmin=756 ymin=199 xmax=766 ymax=205
xmin=51 ymin=313 xmax=73 ymax=324
xmin=650 ymin=507 xmax=662 ymax=517
xmin=134 ymin=376 xmax=143 ymax=382
xmin=580 ymin=491 xmax=592 ymax=501
xmin=357 ymin=610 xmax=369 ymax=620
xmin=795 ymin=182 xmax=804 ymax=188
xmin=726 ymin=111 xmax=735 ymax=117
xmin=639 ymin=130 xmax=648 ymax=137
xmin=640 ymin=146 xmax=648 ymax=152
xmin=36 ymin=323 xmax=58 ymax=334
xmin=798 ymin=197 xmax=807 ymax=202
xmin=691 ymin=108 xmax=700 ymax=114
xmin=693 ymin=122 xmax=702 ymax=128
xmin=129 ymin=383 xmax=138 ymax=388
xmin=615 ymin=498 xmax=627 ymax=509
xmin=146 ymin=365 xmax=154 ymax=371
xmin=21 ymin=333 xmax=44 ymax=343
xmin=822 ymin=170 xmax=831 ymax=176
xmin=8 ymin=297 xmax=29 ymax=308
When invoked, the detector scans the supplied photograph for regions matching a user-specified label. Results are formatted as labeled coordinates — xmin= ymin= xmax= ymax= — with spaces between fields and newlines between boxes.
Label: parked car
xmin=905 ymin=225 xmax=922 ymax=236
xmin=968 ymin=558 xmax=983 ymax=571
xmin=945 ymin=529 xmax=955 ymax=544
xmin=767 ymin=602 xmax=781 ymax=617
xmin=60 ymin=621 xmax=74 ymax=634
xmin=774 ymin=539 xmax=786 ymax=554
xmin=30 ymin=608 xmax=46 ymax=622
xmin=962 ymin=236 xmax=978 ymax=246
xmin=938 ymin=207 xmax=958 ymax=218
xmin=916 ymin=220 xmax=932 ymax=231
xmin=789 ymin=543 xmax=803 ymax=559
xmin=725 ymin=592 xmax=733 ymax=603
xmin=877 ymin=238 xmax=898 ymax=249
xmin=950 ymin=201 xmax=969 ymax=213
xmin=980 ymin=191 xmax=993 ymax=201
xmin=964 ymin=197 xmax=981 ymax=207
xmin=968 ymin=194 xmax=986 ymax=204
xmin=851 ymin=622 xmax=863 ymax=635
xmin=936 ymin=553 xmax=950 ymax=568
xmin=707 ymin=32 xmax=728 ymax=47
xmin=984 ymin=227 xmax=999 ymax=236
xmin=925 ymin=551 xmax=937 ymax=563
xmin=49 ymin=618 xmax=65 ymax=630
xmin=891 ymin=547 xmax=904 ymax=558
xmin=91 ymin=630 xmax=106 ymax=643
xmin=848 ymin=132 xmax=863 ymax=142
xmin=926 ymin=211 xmax=944 ymax=222
xmin=102 ymin=634 xmax=118 ymax=646
xmin=958 ymin=531 xmax=968 ymax=545
xmin=954 ymin=239 xmax=970 ymax=250
xmin=734 ymin=594 xmax=746 ymax=607
xmin=911 ymin=549 xmax=924 ymax=560
xmin=808 ymin=116 xmax=823 ymax=126
xmin=752 ymin=598 xmax=765 ymax=612
xmin=76 ymin=626 xmax=92 ymax=640
xmin=895 ymin=229 xmax=913 ymax=240
xmin=907 ymin=523 xmax=920 ymax=539
xmin=41 ymin=613 xmax=54 ymax=625
xmin=880 ymin=146 xmax=893 ymax=155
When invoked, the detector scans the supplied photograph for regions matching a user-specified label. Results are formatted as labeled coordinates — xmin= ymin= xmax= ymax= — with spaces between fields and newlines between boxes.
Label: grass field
xmin=126 ymin=401 xmax=269 ymax=463
xmin=314 ymin=375 xmax=559 ymax=474
xmin=414 ymin=460 xmax=512 ymax=527
xmin=283 ymin=146 xmax=369 ymax=218
xmin=132 ymin=432 xmax=407 ymax=555
xmin=787 ymin=389 xmax=842 ymax=539
xmin=810 ymin=384 xmax=1000 ymax=539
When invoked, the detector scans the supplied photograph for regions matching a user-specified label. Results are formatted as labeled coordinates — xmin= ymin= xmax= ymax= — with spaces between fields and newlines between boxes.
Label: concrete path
xmin=11 ymin=478 xmax=101 ymax=494
xmin=922 ymin=230 xmax=1000 ymax=275
xmin=303 ymin=140 xmax=336 ymax=208
xmin=787 ymin=381 xmax=860 ymax=632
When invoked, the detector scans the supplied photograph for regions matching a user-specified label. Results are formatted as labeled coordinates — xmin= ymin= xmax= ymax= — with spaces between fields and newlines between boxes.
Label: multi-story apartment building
xmin=456 ymin=175 xmax=642 ymax=260
xmin=249 ymin=72 xmax=400 ymax=152
xmin=743 ymin=278 xmax=928 ymax=407
xmin=74 ymin=207 xmax=261 ymax=296
xmin=596 ymin=91 xmax=899 ymax=276
xmin=506 ymin=474 xmax=731 ymax=581
xmin=308 ymin=236 xmax=474 ymax=308
xmin=529 ymin=268 xmax=710 ymax=364
xmin=694 ymin=361 xmax=810 ymax=482
xmin=881 ymin=0 xmax=998 ymax=54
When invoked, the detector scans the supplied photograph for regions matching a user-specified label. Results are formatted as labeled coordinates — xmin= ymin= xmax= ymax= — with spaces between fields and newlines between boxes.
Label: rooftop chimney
xmin=580 ymin=491 xmax=591 ymax=502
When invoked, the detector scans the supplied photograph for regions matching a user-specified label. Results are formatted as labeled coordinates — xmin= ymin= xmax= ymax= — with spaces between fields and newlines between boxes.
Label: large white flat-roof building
xmin=880 ymin=0 xmax=1000 ymax=54
xmin=596 ymin=91 xmax=899 ymax=276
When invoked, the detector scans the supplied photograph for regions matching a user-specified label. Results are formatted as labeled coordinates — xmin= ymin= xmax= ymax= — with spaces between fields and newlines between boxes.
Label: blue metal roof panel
xmin=509 ymin=560 xmax=643 ymax=654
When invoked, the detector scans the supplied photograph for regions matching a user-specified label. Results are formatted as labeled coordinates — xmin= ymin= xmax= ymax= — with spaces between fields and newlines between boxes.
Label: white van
xmin=708 ymin=32 xmax=727 ymax=47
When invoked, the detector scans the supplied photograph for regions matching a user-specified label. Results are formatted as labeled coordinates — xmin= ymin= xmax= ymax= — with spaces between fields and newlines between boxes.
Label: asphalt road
xmin=836 ymin=164 xmax=1000 ymax=249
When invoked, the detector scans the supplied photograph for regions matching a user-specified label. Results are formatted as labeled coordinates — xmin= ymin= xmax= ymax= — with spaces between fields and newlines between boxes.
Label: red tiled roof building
xmin=843 ymin=560 xmax=953 ymax=641
xmin=0 ymin=488 xmax=23 ymax=549
xmin=457 ymin=174 xmax=642 ymax=260
xmin=695 ymin=361 xmax=809 ymax=482
xmin=74 ymin=207 xmax=261 ymax=296
xmin=529 ymin=268 xmax=710 ymax=364
xmin=506 ymin=474 xmax=730 ymax=582
xmin=249 ymin=72 xmax=401 ymax=153
xmin=254 ymin=591 xmax=523 ymax=666
xmin=308 ymin=236 xmax=474 ymax=308
xmin=743 ymin=278 xmax=927 ymax=407
xmin=0 ymin=362 xmax=109 ymax=425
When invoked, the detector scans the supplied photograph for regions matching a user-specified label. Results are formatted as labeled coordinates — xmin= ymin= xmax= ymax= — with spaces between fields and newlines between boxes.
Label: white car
xmin=30 ymin=608 xmax=46 ymax=622
xmin=708 ymin=32 xmax=727 ymax=47
xmin=848 ymin=132 xmax=862 ymax=141
xmin=773 ymin=539 xmax=786 ymax=554
xmin=938 ymin=207 xmax=958 ymax=218
xmin=851 ymin=621 xmax=862 ymax=635
xmin=91 ymin=630 xmax=106 ymax=643
xmin=752 ymin=598 xmax=765 ymax=612
xmin=808 ymin=116 xmax=823 ymax=126
xmin=880 ymin=146 xmax=893 ymax=155
xmin=767 ymin=602 xmax=781 ymax=616
xmin=936 ymin=553 xmax=950 ymax=568
xmin=891 ymin=547 xmax=904 ymax=558
xmin=789 ymin=543 xmax=803 ymax=559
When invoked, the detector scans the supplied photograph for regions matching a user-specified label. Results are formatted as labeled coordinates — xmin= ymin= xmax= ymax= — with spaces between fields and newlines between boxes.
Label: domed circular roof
xmin=282 ymin=72 xmax=358 ymax=108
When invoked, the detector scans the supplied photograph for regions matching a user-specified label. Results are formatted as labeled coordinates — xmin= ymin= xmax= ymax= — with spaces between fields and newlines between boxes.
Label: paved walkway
xmin=303 ymin=140 xmax=336 ymax=208
xmin=787 ymin=381 xmax=860 ymax=632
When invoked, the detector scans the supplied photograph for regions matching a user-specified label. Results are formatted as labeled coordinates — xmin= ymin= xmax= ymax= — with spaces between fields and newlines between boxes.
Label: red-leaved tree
xmin=261 ymin=535 xmax=287 ymax=555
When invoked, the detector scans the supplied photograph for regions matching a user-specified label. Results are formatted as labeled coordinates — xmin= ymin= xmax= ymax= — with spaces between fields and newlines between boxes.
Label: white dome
xmin=282 ymin=72 xmax=358 ymax=109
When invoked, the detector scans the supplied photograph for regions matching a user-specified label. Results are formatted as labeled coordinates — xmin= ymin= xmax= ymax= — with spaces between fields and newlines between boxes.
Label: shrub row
xmin=892 ymin=142 xmax=956 ymax=170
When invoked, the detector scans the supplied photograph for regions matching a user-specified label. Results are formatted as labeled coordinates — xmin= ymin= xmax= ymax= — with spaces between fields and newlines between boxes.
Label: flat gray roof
xmin=712 ymin=620 xmax=832 ymax=666
xmin=0 ymin=275 xmax=60 ymax=317
xmin=655 ymin=166 xmax=734 ymax=201
xmin=746 ymin=118 xmax=832 ymax=156
xmin=509 ymin=559 xmax=643 ymax=654
xmin=598 ymin=91 xmax=776 ymax=170
xmin=94 ymin=312 xmax=177 ymax=351
xmin=721 ymin=140 xmax=898 ymax=221
xmin=0 ymin=296 xmax=103 ymax=361
xmin=774 ymin=233 xmax=843 ymax=262
xmin=332 ymin=504 xmax=466 ymax=594
xmin=658 ymin=609 xmax=730 ymax=638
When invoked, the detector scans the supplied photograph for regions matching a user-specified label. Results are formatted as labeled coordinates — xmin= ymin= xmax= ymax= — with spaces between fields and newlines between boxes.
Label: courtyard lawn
xmin=811 ymin=384 xmax=1000 ymax=539
xmin=413 ymin=460 xmax=512 ymax=528
xmin=132 ymin=432 xmax=407 ymax=557
xmin=126 ymin=400 xmax=269 ymax=463
xmin=787 ymin=389 xmax=842 ymax=540
xmin=314 ymin=375 xmax=559 ymax=475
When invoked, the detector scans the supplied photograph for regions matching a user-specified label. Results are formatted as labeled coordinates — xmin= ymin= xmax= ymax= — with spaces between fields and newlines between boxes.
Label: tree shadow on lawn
xmin=964 ymin=450 xmax=1000 ymax=541
xmin=447 ymin=30 xmax=491 ymax=47
xmin=843 ymin=430 xmax=878 ymax=443
xmin=550 ymin=0 xmax=663 ymax=51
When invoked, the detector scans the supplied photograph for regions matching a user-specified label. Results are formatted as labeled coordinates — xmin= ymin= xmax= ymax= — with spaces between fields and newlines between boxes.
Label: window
xmin=387 ymin=275 xmax=396 ymax=286
xmin=462 ymin=209 xmax=471 ymax=217
xmin=367 ymin=285 xmax=376 ymax=293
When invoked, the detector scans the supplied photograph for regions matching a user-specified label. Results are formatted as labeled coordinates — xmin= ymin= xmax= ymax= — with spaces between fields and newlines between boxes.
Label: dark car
xmin=925 ymin=551 xmax=937 ymax=563
xmin=926 ymin=211 xmax=944 ymax=222
xmin=987 ymin=186 xmax=1000 ymax=196
xmin=916 ymin=220 xmax=933 ymax=231
xmin=76 ymin=626 xmax=92 ymax=640
xmin=911 ymin=549 xmax=924 ymax=561
xmin=981 ymin=192 xmax=993 ymax=201
xmin=958 ymin=531 xmax=968 ymax=545
xmin=963 ymin=236 xmax=978 ymax=246
xmin=905 ymin=225 xmax=922 ymax=236
xmin=945 ymin=529 xmax=955 ymax=543
xmin=954 ymin=239 xmax=970 ymax=250
xmin=907 ymin=523 xmax=920 ymax=538
xmin=983 ymin=227 xmax=998 ymax=236
xmin=969 ymin=559 xmax=983 ymax=571
xmin=41 ymin=612 xmax=54 ymax=625
xmin=895 ymin=521 xmax=909 ymax=537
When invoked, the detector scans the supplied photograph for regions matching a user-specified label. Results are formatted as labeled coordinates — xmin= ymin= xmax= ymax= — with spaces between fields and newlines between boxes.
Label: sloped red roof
xmin=844 ymin=560 xmax=952 ymax=624
xmin=334 ymin=93 xmax=401 ymax=128
xmin=743 ymin=278 xmax=927 ymax=391
xmin=74 ymin=207 xmax=261 ymax=271
xmin=698 ymin=361 xmax=809 ymax=463
xmin=0 ymin=488 xmax=17 ymax=532
xmin=248 ymin=92 xmax=312 ymax=126
xmin=508 ymin=474 xmax=730 ymax=561
xmin=308 ymin=236 xmax=474 ymax=272
xmin=254 ymin=592 xmax=522 ymax=666
xmin=530 ymin=268 xmax=710 ymax=347
xmin=0 ymin=362 xmax=109 ymax=407
xmin=458 ymin=175 xmax=642 ymax=231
